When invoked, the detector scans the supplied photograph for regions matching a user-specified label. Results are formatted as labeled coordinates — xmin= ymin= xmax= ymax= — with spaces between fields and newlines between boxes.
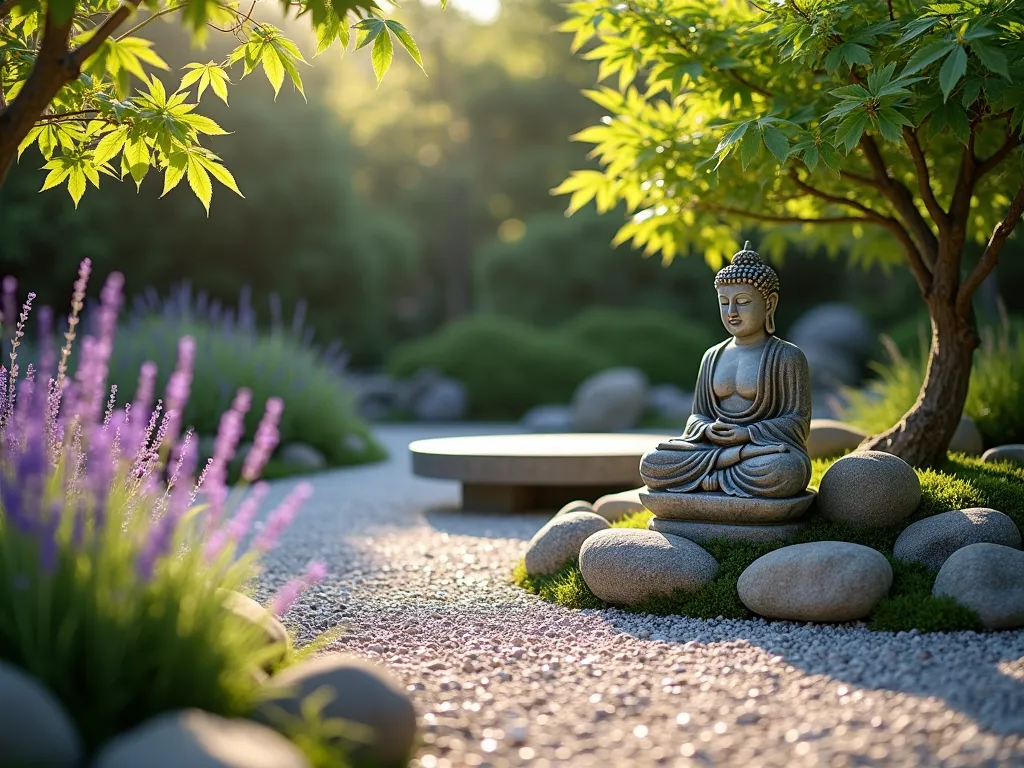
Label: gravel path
xmin=260 ymin=425 xmax=1024 ymax=767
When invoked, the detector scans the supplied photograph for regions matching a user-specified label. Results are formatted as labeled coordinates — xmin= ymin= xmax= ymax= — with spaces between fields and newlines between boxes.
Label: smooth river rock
xmin=933 ymin=543 xmax=1024 ymax=629
xmin=949 ymin=414 xmax=984 ymax=456
xmin=93 ymin=710 xmax=310 ymax=768
xmin=738 ymin=542 xmax=893 ymax=622
xmin=0 ymin=660 xmax=82 ymax=767
xmin=260 ymin=655 xmax=417 ymax=767
xmin=220 ymin=590 xmax=290 ymax=653
xmin=593 ymin=487 xmax=646 ymax=522
xmin=554 ymin=499 xmax=595 ymax=517
xmin=570 ymin=367 xmax=649 ymax=432
xmin=579 ymin=529 xmax=718 ymax=606
xmin=817 ymin=451 xmax=921 ymax=528
xmin=524 ymin=511 xmax=610 ymax=575
xmin=982 ymin=444 xmax=1024 ymax=468
xmin=807 ymin=419 xmax=867 ymax=459
xmin=894 ymin=508 xmax=1022 ymax=571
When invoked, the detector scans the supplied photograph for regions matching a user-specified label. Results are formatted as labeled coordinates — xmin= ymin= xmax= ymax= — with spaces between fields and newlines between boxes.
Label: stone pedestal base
xmin=648 ymin=517 xmax=809 ymax=545
xmin=639 ymin=489 xmax=816 ymax=524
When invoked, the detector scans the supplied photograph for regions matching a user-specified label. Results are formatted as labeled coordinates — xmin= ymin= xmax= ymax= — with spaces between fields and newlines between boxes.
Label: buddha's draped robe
xmin=640 ymin=336 xmax=812 ymax=498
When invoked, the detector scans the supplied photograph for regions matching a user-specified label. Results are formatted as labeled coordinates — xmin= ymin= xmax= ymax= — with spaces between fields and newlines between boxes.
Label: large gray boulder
xmin=278 ymin=442 xmax=327 ymax=471
xmin=593 ymin=487 xmax=646 ymax=522
xmin=521 ymin=404 xmax=574 ymax=433
xmin=647 ymin=384 xmax=694 ymax=422
xmin=570 ymin=367 xmax=649 ymax=432
xmin=260 ymin=655 xmax=416 ymax=768
xmin=93 ymin=710 xmax=310 ymax=768
xmin=524 ymin=511 xmax=610 ymax=575
xmin=982 ymin=444 xmax=1024 ymax=468
xmin=807 ymin=419 xmax=867 ymax=459
xmin=579 ymin=528 xmax=718 ymax=606
xmin=894 ymin=508 xmax=1022 ymax=571
xmin=801 ymin=344 xmax=862 ymax=388
xmin=817 ymin=450 xmax=921 ymax=528
xmin=789 ymin=303 xmax=874 ymax=361
xmin=554 ymin=499 xmax=595 ymax=517
xmin=0 ymin=661 xmax=82 ymax=767
xmin=738 ymin=542 xmax=893 ymax=622
xmin=949 ymin=414 xmax=984 ymax=456
xmin=933 ymin=543 xmax=1024 ymax=629
xmin=412 ymin=376 xmax=469 ymax=422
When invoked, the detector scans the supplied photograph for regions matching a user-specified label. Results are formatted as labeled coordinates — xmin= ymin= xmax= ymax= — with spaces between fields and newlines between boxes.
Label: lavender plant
xmin=0 ymin=261 xmax=333 ymax=756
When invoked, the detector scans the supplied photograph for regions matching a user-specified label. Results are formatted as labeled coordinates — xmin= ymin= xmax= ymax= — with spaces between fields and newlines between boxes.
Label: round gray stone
xmin=933 ymin=543 xmax=1024 ymax=629
xmin=894 ymin=508 xmax=1022 ymax=571
xmin=593 ymin=487 xmax=646 ymax=522
xmin=524 ymin=511 xmax=610 ymax=575
xmin=817 ymin=451 xmax=921 ymax=528
xmin=260 ymin=654 xmax=416 ymax=767
xmin=554 ymin=499 xmax=595 ymax=517
xmin=570 ymin=367 xmax=649 ymax=432
xmin=413 ymin=376 xmax=469 ymax=422
xmin=949 ymin=414 xmax=984 ymax=456
xmin=738 ymin=541 xmax=893 ymax=622
xmin=521 ymin=404 xmax=573 ymax=433
xmin=807 ymin=419 xmax=867 ymax=459
xmin=93 ymin=710 xmax=310 ymax=768
xmin=648 ymin=517 xmax=807 ymax=545
xmin=982 ymin=444 xmax=1024 ymax=467
xmin=278 ymin=442 xmax=328 ymax=471
xmin=578 ymin=528 xmax=718 ymax=606
xmin=0 ymin=660 xmax=82 ymax=767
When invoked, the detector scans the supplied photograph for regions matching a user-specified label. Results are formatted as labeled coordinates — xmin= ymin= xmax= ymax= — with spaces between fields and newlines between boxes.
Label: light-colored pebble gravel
xmin=255 ymin=425 xmax=1024 ymax=768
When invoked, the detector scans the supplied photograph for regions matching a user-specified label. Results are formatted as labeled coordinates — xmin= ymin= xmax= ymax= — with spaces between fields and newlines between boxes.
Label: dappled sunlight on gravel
xmin=257 ymin=426 xmax=1024 ymax=767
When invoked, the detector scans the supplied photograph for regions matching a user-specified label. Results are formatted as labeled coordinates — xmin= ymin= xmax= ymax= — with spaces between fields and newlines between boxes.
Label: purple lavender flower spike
xmin=241 ymin=397 xmax=284 ymax=482
xmin=252 ymin=481 xmax=312 ymax=552
xmin=163 ymin=337 xmax=195 ymax=450
xmin=204 ymin=482 xmax=269 ymax=561
xmin=203 ymin=388 xmax=252 ymax=528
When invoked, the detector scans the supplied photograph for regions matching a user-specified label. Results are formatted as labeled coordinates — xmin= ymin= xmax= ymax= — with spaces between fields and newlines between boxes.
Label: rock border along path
xmin=257 ymin=425 xmax=1024 ymax=768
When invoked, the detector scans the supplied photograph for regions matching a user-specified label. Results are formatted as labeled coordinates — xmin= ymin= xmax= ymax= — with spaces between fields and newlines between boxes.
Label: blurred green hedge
xmin=561 ymin=308 xmax=717 ymax=390
xmin=388 ymin=316 xmax=611 ymax=420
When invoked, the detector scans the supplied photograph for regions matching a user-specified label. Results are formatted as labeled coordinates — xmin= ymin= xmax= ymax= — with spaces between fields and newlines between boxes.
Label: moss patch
xmin=513 ymin=455 xmax=1024 ymax=632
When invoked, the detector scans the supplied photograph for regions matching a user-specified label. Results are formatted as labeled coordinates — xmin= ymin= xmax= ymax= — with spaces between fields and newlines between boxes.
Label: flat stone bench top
xmin=410 ymin=433 xmax=669 ymax=486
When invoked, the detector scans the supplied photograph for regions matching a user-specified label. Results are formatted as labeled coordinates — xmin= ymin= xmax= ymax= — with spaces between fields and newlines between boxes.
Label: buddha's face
xmin=718 ymin=284 xmax=777 ymax=339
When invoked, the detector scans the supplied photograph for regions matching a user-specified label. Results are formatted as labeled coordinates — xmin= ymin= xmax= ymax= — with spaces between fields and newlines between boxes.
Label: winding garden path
xmin=260 ymin=425 xmax=1024 ymax=767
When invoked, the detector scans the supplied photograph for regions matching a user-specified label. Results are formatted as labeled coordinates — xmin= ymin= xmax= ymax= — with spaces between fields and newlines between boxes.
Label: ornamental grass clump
xmin=0 ymin=261 xmax=329 ymax=756
xmin=108 ymin=283 xmax=385 ymax=472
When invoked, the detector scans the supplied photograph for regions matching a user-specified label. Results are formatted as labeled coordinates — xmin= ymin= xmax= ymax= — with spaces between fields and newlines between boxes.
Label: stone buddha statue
xmin=640 ymin=242 xmax=812 ymax=504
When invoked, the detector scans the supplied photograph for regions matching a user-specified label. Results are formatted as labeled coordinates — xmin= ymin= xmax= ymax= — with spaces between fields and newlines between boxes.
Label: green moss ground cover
xmin=514 ymin=455 xmax=1024 ymax=632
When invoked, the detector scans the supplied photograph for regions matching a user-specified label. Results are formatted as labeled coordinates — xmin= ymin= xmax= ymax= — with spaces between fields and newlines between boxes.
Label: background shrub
xmin=560 ymin=307 xmax=718 ymax=390
xmin=388 ymin=315 xmax=610 ymax=419
xmin=839 ymin=316 xmax=1024 ymax=447
xmin=109 ymin=287 xmax=384 ymax=467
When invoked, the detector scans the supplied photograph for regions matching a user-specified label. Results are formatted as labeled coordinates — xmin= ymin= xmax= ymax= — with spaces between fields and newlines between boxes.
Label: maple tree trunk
xmin=859 ymin=234 xmax=980 ymax=467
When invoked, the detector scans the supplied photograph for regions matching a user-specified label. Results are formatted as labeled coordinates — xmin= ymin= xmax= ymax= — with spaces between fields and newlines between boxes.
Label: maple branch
xmin=903 ymin=127 xmax=947 ymax=234
xmin=728 ymin=70 xmax=773 ymax=98
xmin=788 ymin=169 xmax=888 ymax=220
xmin=946 ymin=119 xmax=979 ymax=242
xmin=71 ymin=0 xmax=144 ymax=68
xmin=696 ymin=202 xmax=869 ymax=225
xmin=840 ymin=168 xmax=886 ymax=192
xmin=117 ymin=5 xmax=185 ymax=41
xmin=859 ymin=134 xmax=939 ymax=267
xmin=976 ymin=131 xmax=1021 ymax=180
xmin=956 ymin=183 xmax=1024 ymax=319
